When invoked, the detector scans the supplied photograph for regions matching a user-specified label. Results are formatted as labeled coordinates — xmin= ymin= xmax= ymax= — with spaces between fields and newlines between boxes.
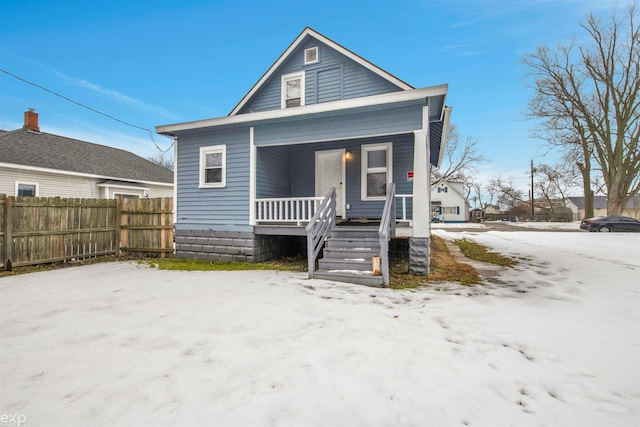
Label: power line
xmin=0 ymin=68 xmax=175 ymax=153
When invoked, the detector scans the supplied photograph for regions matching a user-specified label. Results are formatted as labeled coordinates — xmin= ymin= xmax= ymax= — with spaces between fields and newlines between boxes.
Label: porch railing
xmin=395 ymin=193 xmax=413 ymax=225
xmin=305 ymin=188 xmax=336 ymax=279
xmin=255 ymin=196 xmax=324 ymax=225
xmin=378 ymin=183 xmax=397 ymax=286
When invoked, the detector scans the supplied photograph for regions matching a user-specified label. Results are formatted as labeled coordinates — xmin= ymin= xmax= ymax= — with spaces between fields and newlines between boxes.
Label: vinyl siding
xmin=285 ymin=133 xmax=415 ymax=219
xmin=175 ymin=128 xmax=250 ymax=229
xmin=254 ymin=103 xmax=424 ymax=147
xmin=0 ymin=167 xmax=101 ymax=198
xmin=256 ymin=145 xmax=292 ymax=198
xmin=0 ymin=167 xmax=173 ymax=198
xmin=238 ymin=37 xmax=403 ymax=114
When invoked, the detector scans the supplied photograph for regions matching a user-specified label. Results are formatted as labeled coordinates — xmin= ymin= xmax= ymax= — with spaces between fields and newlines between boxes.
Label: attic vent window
xmin=304 ymin=47 xmax=318 ymax=65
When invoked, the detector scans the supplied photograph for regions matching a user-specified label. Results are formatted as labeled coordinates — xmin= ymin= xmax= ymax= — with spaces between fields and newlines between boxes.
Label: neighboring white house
xmin=567 ymin=195 xmax=640 ymax=220
xmin=0 ymin=109 xmax=174 ymax=199
xmin=431 ymin=179 xmax=469 ymax=223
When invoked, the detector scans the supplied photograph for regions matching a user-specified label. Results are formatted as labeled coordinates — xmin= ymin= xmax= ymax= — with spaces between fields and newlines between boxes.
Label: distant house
xmin=0 ymin=109 xmax=174 ymax=199
xmin=469 ymin=208 xmax=484 ymax=222
xmin=430 ymin=180 xmax=469 ymax=223
xmin=567 ymin=196 xmax=609 ymax=220
xmin=157 ymin=27 xmax=452 ymax=285
xmin=621 ymin=194 xmax=640 ymax=220
xmin=567 ymin=195 xmax=640 ymax=220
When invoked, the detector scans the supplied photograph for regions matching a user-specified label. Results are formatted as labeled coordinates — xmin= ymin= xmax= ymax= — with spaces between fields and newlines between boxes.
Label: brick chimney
xmin=24 ymin=108 xmax=40 ymax=132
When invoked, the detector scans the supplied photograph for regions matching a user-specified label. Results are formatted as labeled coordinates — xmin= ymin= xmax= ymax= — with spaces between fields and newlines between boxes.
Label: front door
xmin=316 ymin=149 xmax=345 ymax=217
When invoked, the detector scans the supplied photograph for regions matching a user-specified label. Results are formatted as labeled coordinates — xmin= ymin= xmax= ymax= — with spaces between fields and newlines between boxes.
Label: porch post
xmin=249 ymin=127 xmax=256 ymax=226
xmin=409 ymin=106 xmax=431 ymax=275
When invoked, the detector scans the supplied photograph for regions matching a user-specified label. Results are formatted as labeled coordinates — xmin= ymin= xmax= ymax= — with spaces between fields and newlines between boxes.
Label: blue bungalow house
xmin=157 ymin=27 xmax=451 ymax=286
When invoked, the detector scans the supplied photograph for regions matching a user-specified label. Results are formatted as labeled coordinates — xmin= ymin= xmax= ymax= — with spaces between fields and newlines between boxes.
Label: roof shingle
xmin=0 ymin=128 xmax=173 ymax=184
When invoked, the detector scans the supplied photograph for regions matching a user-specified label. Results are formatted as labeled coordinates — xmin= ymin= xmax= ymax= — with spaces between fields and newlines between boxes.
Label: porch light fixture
xmin=345 ymin=151 xmax=353 ymax=160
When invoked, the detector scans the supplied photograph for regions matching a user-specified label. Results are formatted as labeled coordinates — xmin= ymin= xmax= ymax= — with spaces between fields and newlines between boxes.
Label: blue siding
xmin=256 ymin=145 xmax=292 ymax=198
xmin=237 ymin=36 xmax=404 ymax=114
xmin=285 ymin=134 xmax=415 ymax=219
xmin=254 ymin=103 xmax=424 ymax=147
xmin=175 ymin=128 xmax=250 ymax=230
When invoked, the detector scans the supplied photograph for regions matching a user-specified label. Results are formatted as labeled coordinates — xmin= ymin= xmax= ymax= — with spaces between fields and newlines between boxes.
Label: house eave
xmin=436 ymin=106 xmax=452 ymax=168
xmin=157 ymin=84 xmax=448 ymax=136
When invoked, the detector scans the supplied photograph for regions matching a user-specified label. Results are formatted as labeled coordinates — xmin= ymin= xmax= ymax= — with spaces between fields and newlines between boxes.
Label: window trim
xmin=15 ymin=181 xmax=39 ymax=197
xmin=281 ymin=72 xmax=305 ymax=109
xmin=361 ymin=142 xmax=393 ymax=201
xmin=304 ymin=47 xmax=318 ymax=65
xmin=199 ymin=145 xmax=227 ymax=188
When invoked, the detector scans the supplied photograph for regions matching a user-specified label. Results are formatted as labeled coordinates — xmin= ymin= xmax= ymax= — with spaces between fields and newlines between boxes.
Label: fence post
xmin=3 ymin=196 xmax=12 ymax=270
xmin=115 ymin=196 xmax=122 ymax=257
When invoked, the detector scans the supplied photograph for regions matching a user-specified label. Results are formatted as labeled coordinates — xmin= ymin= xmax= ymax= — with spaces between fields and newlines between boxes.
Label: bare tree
xmin=534 ymin=162 xmax=580 ymax=219
xmin=523 ymin=3 xmax=640 ymax=215
xmin=488 ymin=176 xmax=526 ymax=213
xmin=147 ymin=151 xmax=174 ymax=170
xmin=432 ymin=123 xmax=485 ymax=184
xmin=469 ymin=179 xmax=496 ymax=211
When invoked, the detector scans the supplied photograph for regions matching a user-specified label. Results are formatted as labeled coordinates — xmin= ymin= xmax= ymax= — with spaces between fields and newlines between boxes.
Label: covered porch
xmin=250 ymin=131 xmax=429 ymax=231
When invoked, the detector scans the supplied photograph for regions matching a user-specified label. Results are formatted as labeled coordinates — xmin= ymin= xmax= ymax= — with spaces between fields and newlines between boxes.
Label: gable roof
xmin=567 ymin=196 xmax=608 ymax=209
xmin=0 ymin=128 xmax=173 ymax=184
xmin=229 ymin=27 xmax=414 ymax=116
xmin=432 ymin=178 xmax=467 ymax=201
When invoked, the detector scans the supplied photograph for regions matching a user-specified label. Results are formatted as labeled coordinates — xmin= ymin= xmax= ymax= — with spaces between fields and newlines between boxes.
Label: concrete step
xmin=318 ymin=257 xmax=375 ymax=272
xmin=313 ymin=270 xmax=384 ymax=287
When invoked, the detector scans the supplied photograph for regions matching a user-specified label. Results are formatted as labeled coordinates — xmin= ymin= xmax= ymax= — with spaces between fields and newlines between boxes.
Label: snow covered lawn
xmin=1 ymin=231 xmax=638 ymax=426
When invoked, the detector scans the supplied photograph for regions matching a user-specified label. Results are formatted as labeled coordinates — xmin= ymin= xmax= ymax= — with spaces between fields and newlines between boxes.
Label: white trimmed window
xmin=199 ymin=145 xmax=226 ymax=188
xmin=361 ymin=143 xmax=392 ymax=200
xmin=16 ymin=182 xmax=38 ymax=197
xmin=442 ymin=206 xmax=459 ymax=215
xmin=281 ymin=72 xmax=305 ymax=108
xmin=304 ymin=47 xmax=318 ymax=65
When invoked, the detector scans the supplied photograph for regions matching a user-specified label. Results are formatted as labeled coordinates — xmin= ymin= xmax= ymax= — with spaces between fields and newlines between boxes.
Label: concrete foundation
xmin=408 ymin=236 xmax=430 ymax=275
xmin=174 ymin=230 xmax=303 ymax=263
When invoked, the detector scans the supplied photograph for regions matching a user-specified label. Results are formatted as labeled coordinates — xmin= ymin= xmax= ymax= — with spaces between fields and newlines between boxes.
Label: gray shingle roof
xmin=0 ymin=128 xmax=173 ymax=184
xmin=567 ymin=196 xmax=608 ymax=209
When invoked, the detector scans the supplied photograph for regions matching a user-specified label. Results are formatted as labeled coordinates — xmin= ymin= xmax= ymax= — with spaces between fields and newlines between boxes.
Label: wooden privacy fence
xmin=0 ymin=195 xmax=173 ymax=269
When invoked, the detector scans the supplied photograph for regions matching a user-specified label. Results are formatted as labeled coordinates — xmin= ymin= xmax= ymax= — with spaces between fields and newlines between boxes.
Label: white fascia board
xmin=229 ymin=27 xmax=413 ymax=116
xmin=0 ymin=162 xmax=174 ymax=188
xmin=157 ymin=85 xmax=448 ymax=135
xmin=436 ymin=106 xmax=452 ymax=168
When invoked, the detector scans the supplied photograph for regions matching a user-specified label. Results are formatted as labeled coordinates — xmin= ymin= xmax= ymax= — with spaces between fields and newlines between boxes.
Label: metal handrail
xmin=378 ymin=183 xmax=396 ymax=285
xmin=305 ymin=188 xmax=336 ymax=278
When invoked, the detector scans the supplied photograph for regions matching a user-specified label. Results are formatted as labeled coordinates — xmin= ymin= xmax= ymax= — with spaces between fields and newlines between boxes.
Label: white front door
xmin=315 ymin=149 xmax=345 ymax=217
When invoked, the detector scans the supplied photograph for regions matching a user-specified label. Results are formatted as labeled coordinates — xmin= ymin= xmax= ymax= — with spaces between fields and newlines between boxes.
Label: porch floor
xmin=254 ymin=219 xmax=412 ymax=237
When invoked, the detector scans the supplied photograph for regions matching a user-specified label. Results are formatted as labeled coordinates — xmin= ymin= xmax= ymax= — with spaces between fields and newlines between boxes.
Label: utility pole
xmin=530 ymin=159 xmax=535 ymax=221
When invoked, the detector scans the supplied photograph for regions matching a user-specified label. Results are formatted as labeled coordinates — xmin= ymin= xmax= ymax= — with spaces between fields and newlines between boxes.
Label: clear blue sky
xmin=0 ymin=0 xmax=620 ymax=191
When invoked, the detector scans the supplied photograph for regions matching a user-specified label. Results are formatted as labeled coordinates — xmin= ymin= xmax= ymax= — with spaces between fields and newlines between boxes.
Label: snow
xmin=1 ymin=231 xmax=639 ymax=427
xmin=502 ymin=221 xmax=582 ymax=230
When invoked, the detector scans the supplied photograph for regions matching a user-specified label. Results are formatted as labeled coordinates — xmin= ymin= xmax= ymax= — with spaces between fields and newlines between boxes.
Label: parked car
xmin=580 ymin=216 xmax=640 ymax=232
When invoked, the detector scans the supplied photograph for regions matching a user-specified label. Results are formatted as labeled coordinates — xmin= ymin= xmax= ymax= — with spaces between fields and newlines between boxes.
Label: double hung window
xmin=199 ymin=145 xmax=226 ymax=188
xmin=281 ymin=72 xmax=304 ymax=108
